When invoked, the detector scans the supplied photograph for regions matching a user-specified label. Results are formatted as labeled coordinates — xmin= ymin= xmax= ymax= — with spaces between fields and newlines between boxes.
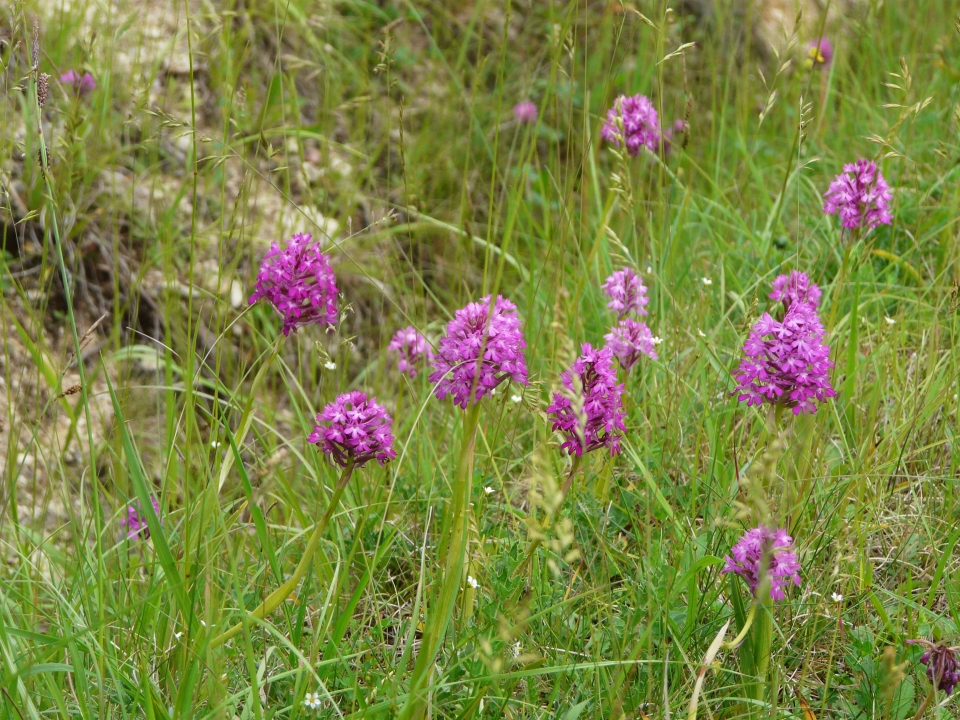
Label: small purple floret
xmin=389 ymin=326 xmax=433 ymax=378
xmin=601 ymin=94 xmax=661 ymax=156
xmin=514 ymin=101 xmax=538 ymax=124
xmin=308 ymin=391 xmax=396 ymax=468
xmin=604 ymin=318 xmax=658 ymax=370
xmin=248 ymin=232 xmax=339 ymax=336
xmin=61 ymin=70 xmax=96 ymax=95
xmin=601 ymin=268 xmax=649 ymax=319
xmin=823 ymin=158 xmax=893 ymax=230
xmin=121 ymin=497 xmax=161 ymax=540
xmin=769 ymin=270 xmax=822 ymax=310
xmin=733 ymin=296 xmax=836 ymax=415
xmin=723 ymin=526 xmax=802 ymax=601
xmin=429 ymin=295 xmax=529 ymax=409
xmin=547 ymin=343 xmax=626 ymax=457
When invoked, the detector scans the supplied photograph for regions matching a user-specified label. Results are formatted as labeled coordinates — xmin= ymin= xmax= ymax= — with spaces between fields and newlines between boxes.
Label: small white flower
xmin=646 ymin=266 xmax=652 ymax=274
xmin=466 ymin=575 xmax=479 ymax=589
xmin=304 ymin=691 xmax=322 ymax=710
xmin=697 ymin=329 xmax=706 ymax=338
xmin=651 ymin=336 xmax=663 ymax=345
xmin=210 ymin=441 xmax=221 ymax=449
xmin=174 ymin=631 xmax=183 ymax=640
xmin=484 ymin=486 xmax=494 ymax=495
xmin=701 ymin=277 xmax=712 ymax=286
xmin=513 ymin=641 xmax=521 ymax=658
xmin=324 ymin=360 xmax=336 ymax=370
xmin=831 ymin=592 xmax=844 ymax=603
xmin=884 ymin=316 xmax=895 ymax=325
xmin=511 ymin=394 xmax=522 ymax=404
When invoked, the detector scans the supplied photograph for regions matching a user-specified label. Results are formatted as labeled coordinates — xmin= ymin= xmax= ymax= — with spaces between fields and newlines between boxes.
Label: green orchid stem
xmin=513 ymin=456 xmax=583 ymax=580
xmin=399 ymin=402 xmax=482 ymax=720
xmin=747 ymin=593 xmax=773 ymax=714
xmin=210 ymin=459 xmax=355 ymax=649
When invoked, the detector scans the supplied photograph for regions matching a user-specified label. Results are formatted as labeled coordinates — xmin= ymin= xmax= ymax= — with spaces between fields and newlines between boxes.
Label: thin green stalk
xmin=210 ymin=458 xmax=356 ymax=649
xmin=399 ymin=401 xmax=482 ymax=720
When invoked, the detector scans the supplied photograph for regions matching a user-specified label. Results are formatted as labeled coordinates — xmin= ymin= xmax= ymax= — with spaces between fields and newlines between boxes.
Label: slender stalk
xmin=400 ymin=401 xmax=482 ymax=720
xmin=210 ymin=459 xmax=355 ymax=648
xmin=910 ymin=686 xmax=935 ymax=720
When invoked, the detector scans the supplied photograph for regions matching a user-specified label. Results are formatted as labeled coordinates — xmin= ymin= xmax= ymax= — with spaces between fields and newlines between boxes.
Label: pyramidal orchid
xmin=769 ymin=270 xmax=822 ymax=310
xmin=429 ymin=295 xmax=528 ymax=409
xmin=723 ymin=526 xmax=802 ymax=601
xmin=389 ymin=326 xmax=433 ymax=378
xmin=120 ymin=497 xmax=161 ymax=540
xmin=823 ymin=159 xmax=893 ymax=230
xmin=249 ymin=232 xmax=339 ymax=336
xmin=308 ymin=391 xmax=396 ymax=468
xmin=604 ymin=318 xmax=660 ymax=370
xmin=733 ymin=292 xmax=836 ymax=415
xmin=547 ymin=343 xmax=625 ymax=457
xmin=601 ymin=267 xmax=649 ymax=319
xmin=601 ymin=94 xmax=661 ymax=156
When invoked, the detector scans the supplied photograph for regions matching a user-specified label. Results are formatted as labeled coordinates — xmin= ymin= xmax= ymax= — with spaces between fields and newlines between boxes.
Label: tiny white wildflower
xmin=304 ymin=691 xmax=322 ymax=710
xmin=210 ymin=441 xmax=221 ymax=449
xmin=511 ymin=394 xmax=522 ymax=404
xmin=651 ymin=336 xmax=663 ymax=345
xmin=646 ymin=266 xmax=652 ymax=274
xmin=466 ymin=575 xmax=479 ymax=589
xmin=831 ymin=592 xmax=844 ymax=603
xmin=701 ymin=277 xmax=712 ymax=286
xmin=174 ymin=631 xmax=183 ymax=640
xmin=884 ymin=316 xmax=895 ymax=325
xmin=513 ymin=641 xmax=521 ymax=658
xmin=697 ymin=329 xmax=706 ymax=338
xmin=484 ymin=486 xmax=494 ymax=495
xmin=324 ymin=360 xmax=336 ymax=370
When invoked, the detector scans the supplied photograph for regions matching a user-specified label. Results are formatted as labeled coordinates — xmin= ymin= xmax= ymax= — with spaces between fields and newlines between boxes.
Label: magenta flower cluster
xmin=734 ymin=272 xmax=835 ymax=415
xmin=547 ymin=343 xmax=625 ymax=457
xmin=248 ymin=232 xmax=339 ymax=336
xmin=604 ymin=318 xmax=659 ymax=369
xmin=601 ymin=94 xmax=661 ymax=156
xmin=121 ymin=497 xmax=161 ymax=540
xmin=389 ymin=326 xmax=433 ymax=378
xmin=723 ymin=526 xmax=802 ymax=601
xmin=769 ymin=270 xmax=822 ymax=310
xmin=823 ymin=158 xmax=893 ymax=230
xmin=513 ymin=100 xmax=537 ymax=124
xmin=309 ymin=391 xmax=397 ymax=468
xmin=600 ymin=267 xmax=658 ymax=370
xmin=601 ymin=267 xmax=649 ymax=318
xmin=429 ymin=295 xmax=529 ymax=409
xmin=61 ymin=70 xmax=96 ymax=95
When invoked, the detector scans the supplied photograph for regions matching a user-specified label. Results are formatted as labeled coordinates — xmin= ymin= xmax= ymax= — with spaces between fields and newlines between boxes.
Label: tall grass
xmin=1 ymin=0 xmax=959 ymax=718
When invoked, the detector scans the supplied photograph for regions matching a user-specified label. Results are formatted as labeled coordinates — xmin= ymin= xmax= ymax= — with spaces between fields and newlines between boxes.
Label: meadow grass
xmin=1 ymin=0 xmax=959 ymax=718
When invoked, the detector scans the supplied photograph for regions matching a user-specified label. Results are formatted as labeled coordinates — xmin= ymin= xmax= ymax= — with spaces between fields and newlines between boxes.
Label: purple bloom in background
xmin=806 ymin=38 xmax=834 ymax=68
xmin=662 ymin=118 xmax=689 ymax=156
xmin=907 ymin=641 xmax=960 ymax=695
xmin=734 ymin=298 xmax=836 ymax=415
xmin=308 ymin=391 xmax=396 ymax=468
xmin=429 ymin=295 xmax=528 ymax=409
xmin=514 ymin=100 xmax=538 ymax=124
xmin=723 ymin=526 xmax=802 ymax=601
xmin=61 ymin=70 xmax=96 ymax=95
xmin=823 ymin=159 xmax=893 ymax=230
xmin=601 ymin=267 xmax=649 ymax=319
xmin=604 ymin=318 xmax=659 ymax=370
xmin=121 ymin=497 xmax=161 ymax=540
xmin=601 ymin=94 xmax=661 ymax=156
xmin=248 ymin=232 xmax=339 ymax=336
xmin=389 ymin=326 xmax=433 ymax=378
xmin=769 ymin=270 xmax=822 ymax=310
xmin=547 ymin=343 xmax=626 ymax=457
